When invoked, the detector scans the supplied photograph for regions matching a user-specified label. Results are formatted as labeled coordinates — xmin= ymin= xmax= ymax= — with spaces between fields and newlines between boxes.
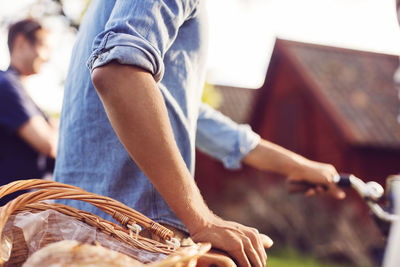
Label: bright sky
xmin=1 ymin=0 xmax=399 ymax=113
xmin=207 ymin=0 xmax=400 ymax=88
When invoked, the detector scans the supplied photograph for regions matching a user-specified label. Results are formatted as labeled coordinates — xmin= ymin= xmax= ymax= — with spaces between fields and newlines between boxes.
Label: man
xmin=0 ymin=18 xmax=58 ymax=205
xmin=55 ymin=1 xmax=345 ymax=266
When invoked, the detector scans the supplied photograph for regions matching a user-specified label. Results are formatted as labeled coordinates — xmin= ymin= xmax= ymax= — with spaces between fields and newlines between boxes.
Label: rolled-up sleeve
xmin=86 ymin=0 xmax=198 ymax=82
xmin=196 ymin=103 xmax=261 ymax=170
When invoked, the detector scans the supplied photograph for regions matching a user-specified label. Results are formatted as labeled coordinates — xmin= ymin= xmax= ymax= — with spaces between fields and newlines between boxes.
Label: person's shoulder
xmin=0 ymin=69 xmax=9 ymax=77
xmin=0 ymin=71 xmax=21 ymax=99
xmin=0 ymin=70 xmax=13 ymax=87
xmin=0 ymin=69 xmax=7 ymax=80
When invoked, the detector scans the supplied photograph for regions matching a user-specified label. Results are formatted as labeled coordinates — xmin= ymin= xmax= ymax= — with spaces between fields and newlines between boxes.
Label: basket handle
xmin=0 ymin=179 xmax=174 ymax=241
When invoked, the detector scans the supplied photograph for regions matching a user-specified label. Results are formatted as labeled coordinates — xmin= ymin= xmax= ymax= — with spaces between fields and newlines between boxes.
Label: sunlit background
xmin=0 ymin=0 xmax=399 ymax=114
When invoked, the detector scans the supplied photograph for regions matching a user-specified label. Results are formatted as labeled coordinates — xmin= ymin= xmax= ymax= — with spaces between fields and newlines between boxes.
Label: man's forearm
xmin=18 ymin=116 xmax=58 ymax=158
xmin=242 ymin=139 xmax=305 ymax=175
xmin=91 ymin=63 xmax=212 ymax=233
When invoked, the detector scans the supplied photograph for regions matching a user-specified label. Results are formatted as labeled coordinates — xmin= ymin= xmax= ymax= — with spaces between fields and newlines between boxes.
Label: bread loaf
xmin=22 ymin=240 xmax=143 ymax=267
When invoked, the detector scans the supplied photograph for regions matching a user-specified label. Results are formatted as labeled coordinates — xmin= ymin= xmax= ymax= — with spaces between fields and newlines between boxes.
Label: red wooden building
xmin=196 ymin=39 xmax=400 ymax=199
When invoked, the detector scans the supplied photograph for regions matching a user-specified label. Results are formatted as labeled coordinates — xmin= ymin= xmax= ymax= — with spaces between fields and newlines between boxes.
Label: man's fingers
xmin=190 ymin=220 xmax=270 ymax=267
xmin=196 ymin=251 xmax=236 ymax=267
xmin=260 ymin=233 xmax=273 ymax=248
xmin=249 ymin=229 xmax=267 ymax=265
xmin=305 ymin=184 xmax=345 ymax=200
xmin=242 ymin=236 xmax=263 ymax=267
xmin=305 ymin=188 xmax=316 ymax=197
xmin=235 ymin=226 xmax=267 ymax=265
xmin=328 ymin=184 xmax=346 ymax=199
xmin=229 ymin=241 xmax=251 ymax=267
xmin=316 ymin=185 xmax=325 ymax=194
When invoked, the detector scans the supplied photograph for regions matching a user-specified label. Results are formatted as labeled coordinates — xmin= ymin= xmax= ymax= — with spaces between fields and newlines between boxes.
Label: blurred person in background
xmin=0 ymin=18 xmax=58 ymax=205
xmin=55 ymin=1 xmax=345 ymax=266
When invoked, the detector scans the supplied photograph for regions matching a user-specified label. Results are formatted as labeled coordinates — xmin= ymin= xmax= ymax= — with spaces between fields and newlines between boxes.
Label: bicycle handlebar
xmin=288 ymin=174 xmax=400 ymax=223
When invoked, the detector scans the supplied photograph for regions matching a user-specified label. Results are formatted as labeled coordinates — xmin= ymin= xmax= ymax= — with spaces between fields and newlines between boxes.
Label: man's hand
xmin=190 ymin=215 xmax=273 ymax=267
xmin=287 ymin=159 xmax=345 ymax=199
xmin=243 ymin=139 xmax=345 ymax=199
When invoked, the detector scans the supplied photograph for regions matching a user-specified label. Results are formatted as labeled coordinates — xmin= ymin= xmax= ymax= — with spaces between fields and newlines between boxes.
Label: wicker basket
xmin=0 ymin=179 xmax=209 ymax=266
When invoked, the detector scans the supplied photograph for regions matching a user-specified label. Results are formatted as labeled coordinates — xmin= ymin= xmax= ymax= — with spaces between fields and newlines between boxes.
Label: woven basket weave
xmin=0 ymin=179 xmax=206 ymax=266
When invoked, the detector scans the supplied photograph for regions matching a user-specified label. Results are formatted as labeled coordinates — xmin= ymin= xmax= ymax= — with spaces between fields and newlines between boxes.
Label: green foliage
xmin=267 ymin=248 xmax=351 ymax=267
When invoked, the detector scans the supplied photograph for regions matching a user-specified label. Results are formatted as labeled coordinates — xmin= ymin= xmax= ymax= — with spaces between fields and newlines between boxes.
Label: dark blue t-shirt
xmin=0 ymin=67 xmax=55 ymax=204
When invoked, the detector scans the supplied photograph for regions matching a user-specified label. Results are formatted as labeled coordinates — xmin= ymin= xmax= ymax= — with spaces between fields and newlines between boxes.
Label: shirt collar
xmin=7 ymin=65 xmax=21 ymax=77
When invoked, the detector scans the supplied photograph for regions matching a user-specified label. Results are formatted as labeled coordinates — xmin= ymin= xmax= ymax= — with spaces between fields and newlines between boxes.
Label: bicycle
xmin=289 ymin=173 xmax=400 ymax=267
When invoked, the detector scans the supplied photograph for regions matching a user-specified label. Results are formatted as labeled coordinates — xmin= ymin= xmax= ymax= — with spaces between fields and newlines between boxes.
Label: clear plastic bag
xmin=2 ymin=209 xmax=167 ymax=264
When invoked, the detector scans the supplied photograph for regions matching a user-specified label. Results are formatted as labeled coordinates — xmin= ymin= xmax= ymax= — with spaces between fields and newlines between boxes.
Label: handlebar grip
xmin=336 ymin=174 xmax=351 ymax=187
xmin=287 ymin=174 xmax=352 ymax=194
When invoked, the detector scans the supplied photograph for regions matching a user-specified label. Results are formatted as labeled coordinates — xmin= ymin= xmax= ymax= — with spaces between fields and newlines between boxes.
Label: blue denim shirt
xmin=55 ymin=0 xmax=260 ymax=232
